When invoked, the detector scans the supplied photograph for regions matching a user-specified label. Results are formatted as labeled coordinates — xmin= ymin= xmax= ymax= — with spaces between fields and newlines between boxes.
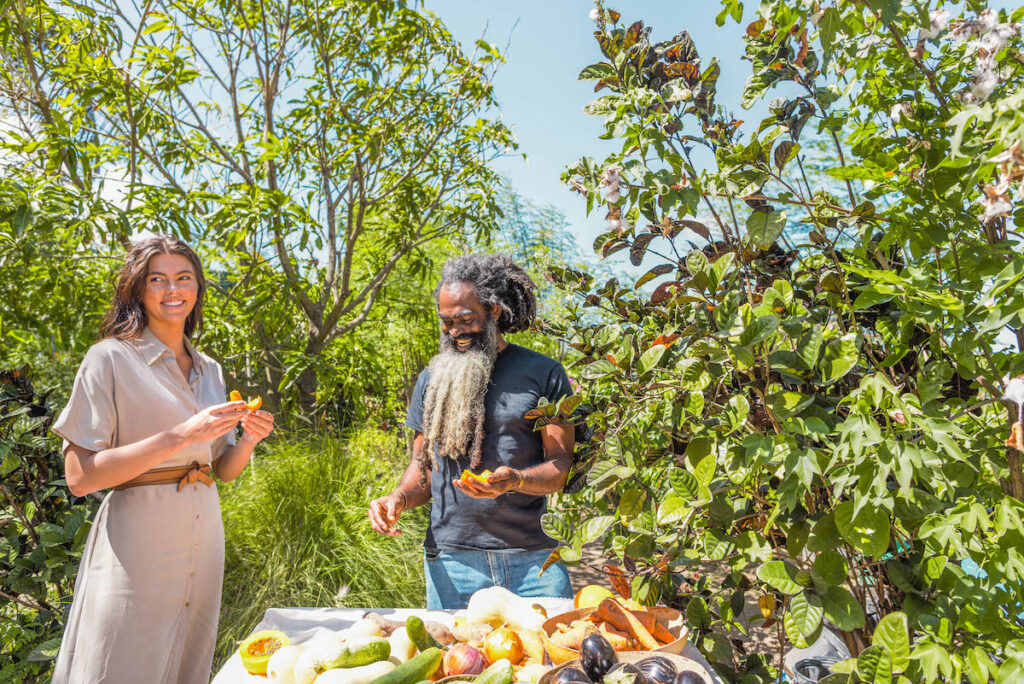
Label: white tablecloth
xmin=211 ymin=600 xmax=722 ymax=684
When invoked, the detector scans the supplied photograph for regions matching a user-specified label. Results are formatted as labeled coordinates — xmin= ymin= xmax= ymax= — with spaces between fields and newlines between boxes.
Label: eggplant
xmin=579 ymin=633 xmax=617 ymax=682
xmin=553 ymin=668 xmax=593 ymax=684
xmin=604 ymin=662 xmax=653 ymax=684
xmin=635 ymin=656 xmax=677 ymax=684
xmin=674 ymin=671 xmax=705 ymax=684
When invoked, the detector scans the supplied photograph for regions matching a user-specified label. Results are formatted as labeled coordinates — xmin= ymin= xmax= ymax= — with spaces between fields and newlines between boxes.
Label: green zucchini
xmin=474 ymin=659 xmax=514 ymax=684
xmin=367 ymin=647 xmax=443 ymax=684
xmin=405 ymin=616 xmax=443 ymax=652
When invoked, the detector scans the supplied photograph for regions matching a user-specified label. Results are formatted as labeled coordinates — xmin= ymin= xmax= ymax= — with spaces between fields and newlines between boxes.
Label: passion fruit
xmin=239 ymin=629 xmax=290 ymax=675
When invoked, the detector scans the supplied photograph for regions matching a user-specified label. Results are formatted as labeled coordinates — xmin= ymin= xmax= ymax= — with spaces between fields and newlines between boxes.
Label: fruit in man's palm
xmin=239 ymin=629 xmax=290 ymax=675
xmin=460 ymin=469 xmax=493 ymax=484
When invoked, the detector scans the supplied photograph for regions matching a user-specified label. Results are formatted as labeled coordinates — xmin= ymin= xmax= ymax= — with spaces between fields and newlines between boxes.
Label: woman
xmin=51 ymin=236 xmax=274 ymax=683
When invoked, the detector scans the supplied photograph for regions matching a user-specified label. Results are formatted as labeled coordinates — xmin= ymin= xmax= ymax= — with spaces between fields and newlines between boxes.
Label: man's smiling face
xmin=437 ymin=282 xmax=495 ymax=352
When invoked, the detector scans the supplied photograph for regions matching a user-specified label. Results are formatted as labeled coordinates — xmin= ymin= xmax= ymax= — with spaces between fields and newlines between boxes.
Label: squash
xmin=466 ymin=586 xmax=546 ymax=632
xmin=239 ymin=630 xmax=290 ymax=675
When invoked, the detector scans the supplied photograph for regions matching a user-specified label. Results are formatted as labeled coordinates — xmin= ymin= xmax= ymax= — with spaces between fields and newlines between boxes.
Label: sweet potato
xmin=597 ymin=621 xmax=633 ymax=651
xmin=592 ymin=598 xmax=660 ymax=650
xmin=550 ymin=622 xmax=596 ymax=650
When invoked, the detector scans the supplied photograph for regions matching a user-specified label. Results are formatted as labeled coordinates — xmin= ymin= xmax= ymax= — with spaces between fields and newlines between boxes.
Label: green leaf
xmin=835 ymin=500 xmax=890 ymax=558
xmin=578 ymin=63 xmax=616 ymax=81
xmin=813 ymin=550 xmax=848 ymax=586
xmin=873 ymin=612 xmax=910 ymax=674
xmin=738 ymin=314 xmax=780 ymax=346
xmin=617 ymin=488 xmax=646 ymax=520
xmin=724 ymin=394 xmax=749 ymax=432
xmin=579 ymin=515 xmax=616 ymax=544
xmin=694 ymin=452 xmax=716 ymax=487
xmin=797 ymin=325 xmax=824 ymax=369
xmin=857 ymin=645 xmax=893 ymax=684
xmin=820 ymin=334 xmax=859 ymax=384
xmin=582 ymin=359 xmax=618 ymax=379
xmin=638 ymin=344 xmax=667 ymax=374
xmin=820 ymin=585 xmax=866 ymax=630
xmin=785 ymin=592 xmax=824 ymax=640
xmin=656 ymin=495 xmax=691 ymax=525
xmin=757 ymin=560 xmax=803 ymax=595
xmin=670 ymin=468 xmax=700 ymax=501
xmin=746 ymin=210 xmax=787 ymax=250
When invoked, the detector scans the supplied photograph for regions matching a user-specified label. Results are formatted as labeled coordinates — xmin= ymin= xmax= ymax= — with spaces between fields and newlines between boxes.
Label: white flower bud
xmin=589 ymin=8 xmax=600 ymax=21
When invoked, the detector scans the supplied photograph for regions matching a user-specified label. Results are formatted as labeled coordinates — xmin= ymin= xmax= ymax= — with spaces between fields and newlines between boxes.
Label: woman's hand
xmin=239 ymin=409 xmax=274 ymax=446
xmin=174 ymin=401 xmax=247 ymax=447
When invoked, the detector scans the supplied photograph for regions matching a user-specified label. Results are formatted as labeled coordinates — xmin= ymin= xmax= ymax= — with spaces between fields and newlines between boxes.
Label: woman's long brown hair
xmin=100 ymin=236 xmax=206 ymax=340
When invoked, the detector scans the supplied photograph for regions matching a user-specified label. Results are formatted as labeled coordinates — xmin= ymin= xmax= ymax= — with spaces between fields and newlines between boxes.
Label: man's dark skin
xmin=368 ymin=281 xmax=574 ymax=537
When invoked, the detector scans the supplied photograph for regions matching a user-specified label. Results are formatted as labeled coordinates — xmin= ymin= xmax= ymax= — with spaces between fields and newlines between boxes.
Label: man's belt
xmin=114 ymin=461 xmax=214 ymax=492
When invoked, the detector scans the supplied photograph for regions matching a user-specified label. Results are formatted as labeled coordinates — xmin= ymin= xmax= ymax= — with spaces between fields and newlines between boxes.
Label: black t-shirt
xmin=405 ymin=343 xmax=573 ymax=551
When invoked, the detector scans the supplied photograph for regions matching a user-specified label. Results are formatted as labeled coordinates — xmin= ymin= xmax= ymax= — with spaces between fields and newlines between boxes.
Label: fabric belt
xmin=114 ymin=461 xmax=214 ymax=492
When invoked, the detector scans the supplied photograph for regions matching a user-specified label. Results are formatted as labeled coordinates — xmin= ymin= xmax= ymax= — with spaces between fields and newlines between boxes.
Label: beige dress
xmin=51 ymin=327 xmax=235 ymax=684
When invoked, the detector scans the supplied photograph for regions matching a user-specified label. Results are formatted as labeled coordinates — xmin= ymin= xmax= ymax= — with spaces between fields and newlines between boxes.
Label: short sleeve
xmin=404 ymin=369 xmax=430 ymax=433
xmin=544 ymin=362 xmax=573 ymax=404
xmin=209 ymin=361 xmax=236 ymax=459
xmin=52 ymin=343 xmax=117 ymax=453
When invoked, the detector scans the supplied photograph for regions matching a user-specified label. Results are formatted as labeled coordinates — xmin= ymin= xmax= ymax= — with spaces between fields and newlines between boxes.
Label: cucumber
xmin=326 ymin=636 xmax=391 ymax=668
xmin=405 ymin=616 xmax=443 ymax=652
xmin=368 ymin=647 xmax=443 ymax=684
xmin=474 ymin=658 xmax=514 ymax=684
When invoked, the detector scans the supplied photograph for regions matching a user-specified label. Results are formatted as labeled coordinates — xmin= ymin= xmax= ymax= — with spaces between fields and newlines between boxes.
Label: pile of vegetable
xmin=551 ymin=635 xmax=705 ymax=684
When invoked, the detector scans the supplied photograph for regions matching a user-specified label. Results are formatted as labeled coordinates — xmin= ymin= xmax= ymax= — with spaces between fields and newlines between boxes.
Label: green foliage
xmin=0 ymin=369 xmax=97 ymax=683
xmin=215 ymin=427 xmax=428 ymax=669
xmin=551 ymin=2 xmax=1024 ymax=680
xmin=0 ymin=0 xmax=516 ymax=413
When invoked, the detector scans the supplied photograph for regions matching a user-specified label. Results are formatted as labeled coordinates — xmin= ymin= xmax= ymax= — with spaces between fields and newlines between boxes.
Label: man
xmin=368 ymin=254 xmax=575 ymax=608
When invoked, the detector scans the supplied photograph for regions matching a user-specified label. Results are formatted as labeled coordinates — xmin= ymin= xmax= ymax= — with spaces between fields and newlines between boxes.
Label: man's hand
xmin=369 ymin=492 xmax=406 ymax=536
xmin=453 ymin=466 xmax=522 ymax=499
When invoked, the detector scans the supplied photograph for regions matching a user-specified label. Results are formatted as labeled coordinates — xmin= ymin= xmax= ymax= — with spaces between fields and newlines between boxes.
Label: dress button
xmin=193 ymin=544 xmax=198 ymax=550
xmin=196 ymin=514 xmax=200 ymax=520
xmin=185 ymin=601 xmax=190 ymax=607
xmin=193 ymin=485 xmax=197 ymax=491
xmin=190 ymin=571 xmax=195 ymax=577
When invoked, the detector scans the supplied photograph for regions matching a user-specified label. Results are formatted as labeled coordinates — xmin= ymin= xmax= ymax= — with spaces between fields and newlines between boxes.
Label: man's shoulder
xmin=502 ymin=344 xmax=565 ymax=372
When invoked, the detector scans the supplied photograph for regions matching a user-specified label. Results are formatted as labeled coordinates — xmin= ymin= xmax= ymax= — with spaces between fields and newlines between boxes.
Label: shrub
xmin=215 ymin=426 xmax=427 ymax=668
xmin=546 ymin=3 xmax=1024 ymax=681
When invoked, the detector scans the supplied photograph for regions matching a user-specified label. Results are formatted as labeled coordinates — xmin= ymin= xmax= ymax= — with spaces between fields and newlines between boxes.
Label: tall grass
xmin=214 ymin=427 xmax=427 ymax=669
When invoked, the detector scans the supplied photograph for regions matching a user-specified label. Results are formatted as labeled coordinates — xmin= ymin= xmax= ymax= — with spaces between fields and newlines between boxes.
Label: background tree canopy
xmin=4 ymin=0 xmax=1024 ymax=682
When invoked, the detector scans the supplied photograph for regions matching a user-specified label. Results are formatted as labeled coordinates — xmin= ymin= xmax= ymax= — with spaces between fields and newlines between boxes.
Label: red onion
xmin=443 ymin=643 xmax=487 ymax=676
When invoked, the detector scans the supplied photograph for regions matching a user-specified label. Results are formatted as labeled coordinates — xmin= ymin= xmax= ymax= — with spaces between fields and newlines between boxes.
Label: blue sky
xmin=425 ymin=1 xmax=755 ymax=257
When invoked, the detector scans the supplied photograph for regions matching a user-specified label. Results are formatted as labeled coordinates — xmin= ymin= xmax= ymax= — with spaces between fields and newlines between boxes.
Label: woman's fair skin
xmin=64 ymin=253 xmax=274 ymax=496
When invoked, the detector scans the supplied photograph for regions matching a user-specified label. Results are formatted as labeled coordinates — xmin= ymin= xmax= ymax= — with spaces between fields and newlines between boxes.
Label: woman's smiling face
xmin=142 ymin=253 xmax=198 ymax=327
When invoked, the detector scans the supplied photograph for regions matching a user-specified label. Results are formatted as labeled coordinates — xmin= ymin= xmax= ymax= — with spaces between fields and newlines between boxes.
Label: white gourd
xmin=313 ymin=660 xmax=396 ymax=684
xmin=465 ymin=586 xmax=545 ymax=631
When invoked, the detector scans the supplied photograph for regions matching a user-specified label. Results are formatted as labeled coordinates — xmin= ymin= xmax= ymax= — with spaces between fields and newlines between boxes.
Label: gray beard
xmin=421 ymin=319 xmax=499 ymax=471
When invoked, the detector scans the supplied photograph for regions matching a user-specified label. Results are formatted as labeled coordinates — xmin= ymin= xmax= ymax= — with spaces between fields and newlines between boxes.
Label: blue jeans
xmin=424 ymin=547 xmax=573 ymax=609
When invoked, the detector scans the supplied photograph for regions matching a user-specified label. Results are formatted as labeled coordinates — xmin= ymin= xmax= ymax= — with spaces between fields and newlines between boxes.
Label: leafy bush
xmin=215 ymin=426 xmax=428 ymax=668
xmin=545 ymin=2 xmax=1024 ymax=682
xmin=0 ymin=368 xmax=96 ymax=683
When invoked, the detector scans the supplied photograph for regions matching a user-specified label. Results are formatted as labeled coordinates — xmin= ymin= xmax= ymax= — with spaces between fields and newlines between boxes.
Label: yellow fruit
xmin=573 ymin=585 xmax=615 ymax=610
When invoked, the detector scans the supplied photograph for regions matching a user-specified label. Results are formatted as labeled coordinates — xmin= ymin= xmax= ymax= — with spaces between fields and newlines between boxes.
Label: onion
xmin=482 ymin=626 xmax=524 ymax=665
xmin=443 ymin=643 xmax=487 ymax=676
